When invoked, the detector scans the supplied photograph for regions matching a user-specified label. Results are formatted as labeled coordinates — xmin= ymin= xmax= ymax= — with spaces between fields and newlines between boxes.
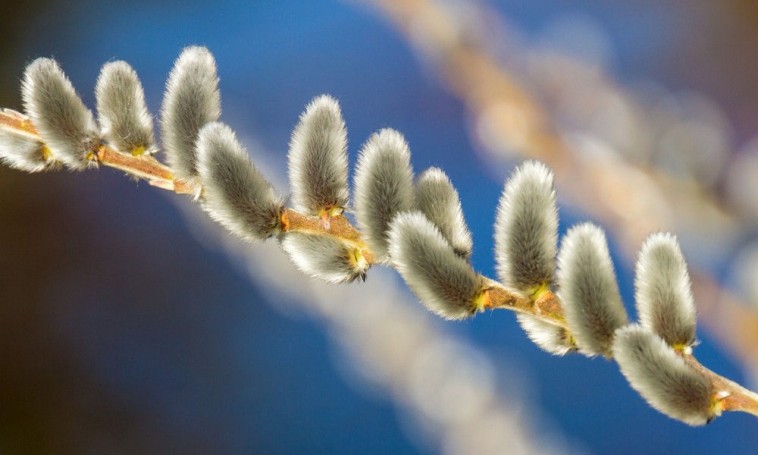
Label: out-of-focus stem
xmin=691 ymin=272 xmax=758 ymax=379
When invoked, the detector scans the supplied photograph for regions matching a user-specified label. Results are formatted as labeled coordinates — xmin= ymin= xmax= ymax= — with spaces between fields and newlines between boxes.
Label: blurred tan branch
xmin=364 ymin=0 xmax=758 ymax=374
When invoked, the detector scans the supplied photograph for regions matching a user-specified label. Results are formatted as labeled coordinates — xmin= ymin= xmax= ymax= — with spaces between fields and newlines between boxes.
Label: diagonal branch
xmin=363 ymin=0 xmax=758 ymax=380
xmin=0 ymin=107 xmax=552 ymax=323
xmin=3 ymin=67 xmax=758 ymax=422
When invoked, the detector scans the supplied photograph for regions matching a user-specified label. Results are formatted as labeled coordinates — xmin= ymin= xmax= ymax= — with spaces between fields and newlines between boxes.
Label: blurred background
xmin=2 ymin=0 xmax=758 ymax=453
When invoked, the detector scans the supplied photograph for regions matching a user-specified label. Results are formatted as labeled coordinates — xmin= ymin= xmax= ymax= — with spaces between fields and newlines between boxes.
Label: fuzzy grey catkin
xmin=516 ymin=314 xmax=576 ymax=356
xmin=494 ymin=161 xmax=558 ymax=292
xmin=196 ymin=122 xmax=284 ymax=241
xmin=288 ymin=95 xmax=349 ymax=216
xmin=21 ymin=58 xmax=99 ymax=170
xmin=0 ymin=113 xmax=50 ymax=172
xmin=95 ymin=61 xmax=155 ymax=156
xmin=557 ymin=223 xmax=628 ymax=357
xmin=388 ymin=211 xmax=484 ymax=320
xmin=354 ymin=129 xmax=415 ymax=262
xmin=613 ymin=325 xmax=715 ymax=426
xmin=281 ymin=232 xmax=368 ymax=284
xmin=414 ymin=167 xmax=473 ymax=258
xmin=161 ymin=46 xmax=221 ymax=179
xmin=635 ymin=233 xmax=697 ymax=348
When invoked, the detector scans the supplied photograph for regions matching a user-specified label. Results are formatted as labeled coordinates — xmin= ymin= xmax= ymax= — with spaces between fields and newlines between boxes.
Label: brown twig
xmin=683 ymin=355 xmax=758 ymax=418
xmin=0 ymin=109 xmax=199 ymax=195
xmin=0 ymin=108 xmax=38 ymax=135
xmin=280 ymin=209 xmax=376 ymax=264
xmin=481 ymin=281 xmax=567 ymax=326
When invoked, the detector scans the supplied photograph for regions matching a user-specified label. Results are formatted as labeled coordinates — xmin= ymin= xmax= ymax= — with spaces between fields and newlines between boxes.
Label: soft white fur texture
xmin=414 ymin=167 xmax=472 ymax=259
xmin=288 ymin=95 xmax=349 ymax=215
xmin=21 ymin=58 xmax=99 ymax=170
xmin=281 ymin=232 xmax=368 ymax=284
xmin=354 ymin=128 xmax=415 ymax=262
xmin=635 ymin=232 xmax=697 ymax=348
xmin=0 ymin=120 xmax=49 ymax=172
xmin=96 ymin=61 xmax=155 ymax=155
xmin=516 ymin=314 xmax=576 ymax=356
xmin=389 ymin=211 xmax=483 ymax=320
xmin=494 ymin=161 xmax=558 ymax=291
xmin=161 ymin=46 xmax=221 ymax=179
xmin=557 ymin=223 xmax=628 ymax=357
xmin=614 ymin=325 xmax=713 ymax=426
xmin=196 ymin=122 xmax=283 ymax=242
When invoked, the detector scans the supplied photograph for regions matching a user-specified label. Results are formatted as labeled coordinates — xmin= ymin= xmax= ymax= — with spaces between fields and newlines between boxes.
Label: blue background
xmin=1 ymin=1 xmax=757 ymax=453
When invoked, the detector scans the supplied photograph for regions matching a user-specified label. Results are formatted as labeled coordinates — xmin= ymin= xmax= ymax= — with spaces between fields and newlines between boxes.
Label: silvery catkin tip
xmin=354 ymin=128 xmax=415 ymax=262
xmin=281 ymin=232 xmax=369 ymax=284
xmin=614 ymin=325 xmax=715 ymax=426
xmin=196 ymin=122 xmax=284 ymax=241
xmin=557 ymin=223 xmax=628 ymax=357
xmin=96 ymin=61 xmax=155 ymax=156
xmin=21 ymin=58 xmax=99 ymax=170
xmin=516 ymin=314 xmax=576 ymax=356
xmin=388 ymin=211 xmax=484 ymax=320
xmin=161 ymin=46 xmax=221 ymax=179
xmin=494 ymin=160 xmax=558 ymax=292
xmin=288 ymin=94 xmax=349 ymax=216
xmin=635 ymin=232 xmax=697 ymax=349
xmin=414 ymin=167 xmax=473 ymax=258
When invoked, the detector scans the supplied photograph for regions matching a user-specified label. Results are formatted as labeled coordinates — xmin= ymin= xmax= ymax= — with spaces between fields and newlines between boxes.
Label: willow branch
xmin=481 ymin=281 xmax=566 ymax=327
xmin=684 ymin=355 xmax=758 ymax=418
xmin=0 ymin=109 xmax=198 ymax=195
xmin=5 ymin=80 xmax=756 ymax=419
xmin=2 ymin=105 xmax=567 ymax=332
xmin=365 ymin=0 xmax=758 ymax=376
